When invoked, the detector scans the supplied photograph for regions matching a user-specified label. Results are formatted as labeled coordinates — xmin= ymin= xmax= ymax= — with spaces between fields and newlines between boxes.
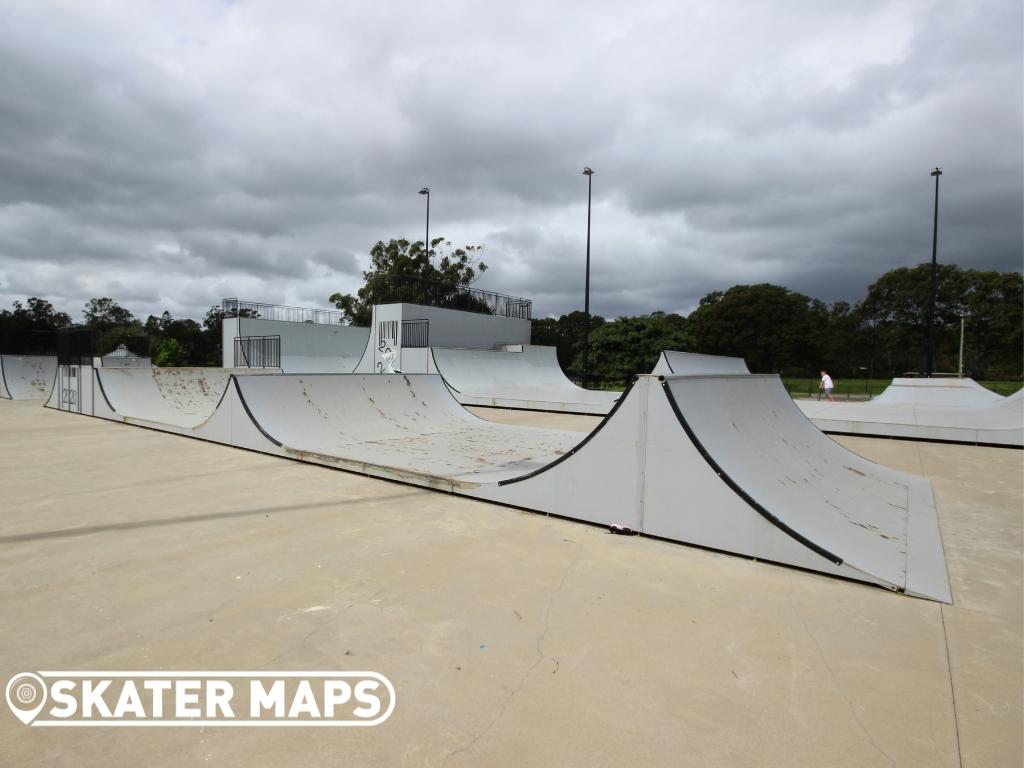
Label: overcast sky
xmin=0 ymin=0 xmax=1021 ymax=323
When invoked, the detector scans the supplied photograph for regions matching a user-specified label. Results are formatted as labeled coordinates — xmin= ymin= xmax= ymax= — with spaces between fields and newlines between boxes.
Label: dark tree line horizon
xmin=537 ymin=263 xmax=1022 ymax=382
xmin=1 ymin=260 xmax=1020 ymax=382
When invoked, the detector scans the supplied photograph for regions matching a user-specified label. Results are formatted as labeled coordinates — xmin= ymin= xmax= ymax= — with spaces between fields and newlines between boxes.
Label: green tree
xmin=83 ymin=297 xmax=143 ymax=357
xmin=686 ymin=284 xmax=828 ymax=375
xmin=153 ymin=338 xmax=185 ymax=367
xmin=1 ymin=298 xmax=73 ymax=330
xmin=329 ymin=237 xmax=487 ymax=325
xmin=83 ymin=297 xmax=137 ymax=331
xmin=858 ymin=264 xmax=1022 ymax=378
xmin=145 ymin=312 xmax=212 ymax=365
xmin=586 ymin=312 xmax=692 ymax=384
xmin=531 ymin=310 xmax=607 ymax=378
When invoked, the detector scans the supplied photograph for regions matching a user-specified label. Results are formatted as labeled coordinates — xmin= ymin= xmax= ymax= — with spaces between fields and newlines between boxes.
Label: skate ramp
xmin=53 ymin=368 xmax=952 ymax=601
xmin=431 ymin=345 xmax=620 ymax=415
xmin=797 ymin=382 xmax=1021 ymax=446
xmin=279 ymin=326 xmax=370 ymax=373
xmin=234 ymin=373 xmax=582 ymax=481
xmin=652 ymin=351 xmax=749 ymax=376
xmin=235 ymin=373 xmax=949 ymax=600
xmin=0 ymin=355 xmax=57 ymax=400
xmin=870 ymin=378 xmax=1004 ymax=408
xmin=96 ymin=367 xmax=248 ymax=428
xmin=657 ymin=375 xmax=949 ymax=600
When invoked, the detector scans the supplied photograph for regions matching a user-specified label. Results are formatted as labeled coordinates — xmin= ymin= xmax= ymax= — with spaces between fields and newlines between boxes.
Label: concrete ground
xmin=0 ymin=399 xmax=1020 ymax=768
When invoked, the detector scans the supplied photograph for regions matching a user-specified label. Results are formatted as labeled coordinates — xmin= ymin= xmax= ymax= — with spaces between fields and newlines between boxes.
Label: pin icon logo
xmin=6 ymin=673 xmax=47 ymax=725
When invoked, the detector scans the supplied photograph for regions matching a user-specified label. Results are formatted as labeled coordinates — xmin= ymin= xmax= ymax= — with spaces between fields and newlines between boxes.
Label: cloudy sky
xmin=0 ymin=0 xmax=1021 ymax=323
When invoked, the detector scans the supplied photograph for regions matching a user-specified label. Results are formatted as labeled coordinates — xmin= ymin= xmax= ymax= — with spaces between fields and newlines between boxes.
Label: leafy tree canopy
xmin=330 ymin=237 xmax=487 ymax=325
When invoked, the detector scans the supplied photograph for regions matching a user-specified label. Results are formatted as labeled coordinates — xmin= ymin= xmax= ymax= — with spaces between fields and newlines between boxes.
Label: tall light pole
xmin=581 ymin=167 xmax=594 ymax=389
xmin=419 ymin=187 xmax=430 ymax=264
xmin=925 ymin=167 xmax=942 ymax=377
xmin=958 ymin=313 xmax=966 ymax=377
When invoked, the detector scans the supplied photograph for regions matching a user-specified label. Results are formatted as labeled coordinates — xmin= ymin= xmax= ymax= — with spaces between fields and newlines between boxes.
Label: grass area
xmin=783 ymin=377 xmax=1022 ymax=399
xmin=579 ymin=377 xmax=1023 ymax=398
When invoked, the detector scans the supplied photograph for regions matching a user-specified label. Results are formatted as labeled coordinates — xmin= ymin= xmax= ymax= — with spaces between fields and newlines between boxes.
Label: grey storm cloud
xmin=0 ymin=0 xmax=1020 ymax=323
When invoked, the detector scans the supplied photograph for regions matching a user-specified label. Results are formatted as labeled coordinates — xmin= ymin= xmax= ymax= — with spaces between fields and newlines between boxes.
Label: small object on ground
xmin=609 ymin=524 xmax=633 ymax=535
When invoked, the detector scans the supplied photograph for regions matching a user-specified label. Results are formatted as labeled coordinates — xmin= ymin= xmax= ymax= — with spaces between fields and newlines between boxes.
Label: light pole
xmin=925 ymin=167 xmax=942 ymax=377
xmin=958 ymin=313 xmax=966 ymax=377
xmin=581 ymin=167 xmax=594 ymax=389
xmin=418 ymin=187 xmax=430 ymax=264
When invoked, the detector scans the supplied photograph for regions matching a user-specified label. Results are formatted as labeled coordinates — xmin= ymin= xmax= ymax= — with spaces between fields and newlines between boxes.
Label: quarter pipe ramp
xmin=0 ymin=355 xmax=57 ymax=400
xmin=652 ymin=351 xmax=750 ymax=376
xmin=71 ymin=365 xmax=951 ymax=601
xmin=430 ymin=345 xmax=620 ymax=415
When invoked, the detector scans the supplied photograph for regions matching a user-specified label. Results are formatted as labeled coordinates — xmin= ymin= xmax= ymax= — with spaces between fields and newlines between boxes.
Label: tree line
xmin=536 ymin=264 xmax=1022 ymax=384
xmin=0 ymin=297 xmax=227 ymax=366
xmin=2 ymin=254 xmax=1020 ymax=383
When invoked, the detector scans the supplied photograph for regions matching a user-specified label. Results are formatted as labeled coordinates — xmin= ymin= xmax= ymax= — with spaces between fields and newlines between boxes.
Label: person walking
xmin=819 ymin=370 xmax=835 ymax=401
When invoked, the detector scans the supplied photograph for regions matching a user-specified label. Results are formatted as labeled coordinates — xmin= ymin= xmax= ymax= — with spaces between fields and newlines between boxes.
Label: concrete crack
xmin=439 ymin=535 xmax=584 ymax=766
xmin=787 ymin=583 xmax=896 ymax=767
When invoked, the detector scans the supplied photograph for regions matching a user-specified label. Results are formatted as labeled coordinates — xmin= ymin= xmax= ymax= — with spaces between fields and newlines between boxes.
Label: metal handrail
xmin=370 ymin=276 xmax=532 ymax=319
xmin=222 ymin=298 xmax=347 ymax=325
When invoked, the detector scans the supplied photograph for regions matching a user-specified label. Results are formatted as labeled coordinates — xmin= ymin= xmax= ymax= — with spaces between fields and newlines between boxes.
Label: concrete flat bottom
xmin=1 ymin=398 xmax=1020 ymax=767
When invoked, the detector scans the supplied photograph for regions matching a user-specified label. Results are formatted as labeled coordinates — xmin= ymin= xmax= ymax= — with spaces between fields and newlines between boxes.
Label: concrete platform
xmin=0 ymin=398 xmax=1020 ymax=767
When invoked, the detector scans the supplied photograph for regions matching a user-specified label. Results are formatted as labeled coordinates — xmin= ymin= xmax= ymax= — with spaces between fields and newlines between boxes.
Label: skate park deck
xmin=1 ymin=396 xmax=1020 ymax=768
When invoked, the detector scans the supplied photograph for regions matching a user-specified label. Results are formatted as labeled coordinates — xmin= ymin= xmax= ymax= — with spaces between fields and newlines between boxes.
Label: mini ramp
xmin=652 ymin=351 xmax=750 ymax=376
xmin=75 ymin=365 xmax=951 ymax=601
xmin=95 ymin=367 xmax=242 ymax=427
xmin=430 ymin=345 xmax=620 ymax=415
xmin=797 ymin=379 xmax=1022 ymax=447
xmin=0 ymin=355 xmax=57 ymax=400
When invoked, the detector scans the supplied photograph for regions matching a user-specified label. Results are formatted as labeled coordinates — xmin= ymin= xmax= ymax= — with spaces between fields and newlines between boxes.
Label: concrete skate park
xmin=1 ymin=297 xmax=1022 ymax=767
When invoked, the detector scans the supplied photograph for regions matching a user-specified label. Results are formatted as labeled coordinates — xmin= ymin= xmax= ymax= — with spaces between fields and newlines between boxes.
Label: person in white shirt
xmin=819 ymin=371 xmax=835 ymax=401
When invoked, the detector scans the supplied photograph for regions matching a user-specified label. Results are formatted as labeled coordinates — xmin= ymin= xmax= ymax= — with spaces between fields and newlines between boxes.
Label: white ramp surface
xmin=871 ymin=377 xmax=1004 ymax=408
xmin=659 ymin=375 xmax=949 ymax=601
xmin=798 ymin=379 xmax=1022 ymax=446
xmin=51 ymin=369 xmax=952 ymax=600
xmin=431 ymin=345 xmax=620 ymax=415
xmin=235 ymin=374 xmax=582 ymax=482
xmin=652 ymin=351 xmax=750 ymax=376
xmin=97 ymin=367 xmax=250 ymax=428
xmin=0 ymin=355 xmax=57 ymax=400
xmin=279 ymin=326 xmax=371 ymax=373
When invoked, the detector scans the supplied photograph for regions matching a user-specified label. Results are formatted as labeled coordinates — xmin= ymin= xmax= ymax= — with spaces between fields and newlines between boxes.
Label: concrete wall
xmin=399 ymin=304 xmax=530 ymax=349
xmin=357 ymin=303 xmax=531 ymax=373
xmin=224 ymin=303 xmax=530 ymax=373
xmin=223 ymin=317 xmax=370 ymax=371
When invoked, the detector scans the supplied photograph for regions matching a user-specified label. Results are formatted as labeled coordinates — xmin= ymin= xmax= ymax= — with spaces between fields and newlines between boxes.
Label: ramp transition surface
xmin=431 ymin=345 xmax=620 ymax=415
xmin=0 ymin=355 xmax=57 ymax=400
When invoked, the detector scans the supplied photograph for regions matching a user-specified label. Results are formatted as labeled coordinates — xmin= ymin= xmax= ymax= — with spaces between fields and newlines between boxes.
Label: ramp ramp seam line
xmin=232 ymin=377 xmax=284 ymax=447
xmin=496 ymin=379 xmax=636 ymax=486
